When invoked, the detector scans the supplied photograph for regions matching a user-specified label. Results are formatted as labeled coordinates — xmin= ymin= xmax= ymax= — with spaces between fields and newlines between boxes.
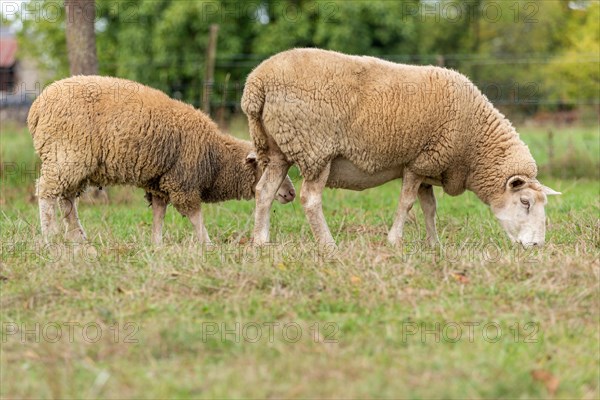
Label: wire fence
xmin=1 ymin=53 xmax=598 ymax=124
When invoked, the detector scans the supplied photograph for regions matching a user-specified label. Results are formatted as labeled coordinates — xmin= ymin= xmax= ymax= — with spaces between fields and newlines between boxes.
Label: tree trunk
xmin=65 ymin=0 xmax=98 ymax=75
xmin=65 ymin=0 xmax=107 ymax=203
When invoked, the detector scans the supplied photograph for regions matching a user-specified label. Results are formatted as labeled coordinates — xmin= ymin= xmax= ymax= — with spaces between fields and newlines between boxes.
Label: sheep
xmin=28 ymin=75 xmax=296 ymax=245
xmin=241 ymin=48 xmax=560 ymax=248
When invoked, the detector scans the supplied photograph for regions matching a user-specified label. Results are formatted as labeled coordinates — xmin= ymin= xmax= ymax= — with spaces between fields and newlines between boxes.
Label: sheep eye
xmin=520 ymin=198 xmax=530 ymax=208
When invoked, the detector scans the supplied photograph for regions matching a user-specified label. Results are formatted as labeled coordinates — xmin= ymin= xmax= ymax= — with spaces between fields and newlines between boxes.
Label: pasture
xmin=1 ymin=121 xmax=598 ymax=398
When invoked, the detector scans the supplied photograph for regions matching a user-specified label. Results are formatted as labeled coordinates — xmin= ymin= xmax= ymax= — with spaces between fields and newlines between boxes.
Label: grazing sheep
xmin=241 ymin=48 xmax=560 ymax=248
xmin=28 ymin=76 xmax=296 ymax=244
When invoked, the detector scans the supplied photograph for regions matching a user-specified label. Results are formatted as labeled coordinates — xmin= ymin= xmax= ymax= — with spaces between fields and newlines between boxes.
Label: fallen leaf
xmin=24 ymin=350 xmax=40 ymax=360
xmin=452 ymin=272 xmax=469 ymax=284
xmin=350 ymin=276 xmax=362 ymax=285
xmin=531 ymin=369 xmax=559 ymax=396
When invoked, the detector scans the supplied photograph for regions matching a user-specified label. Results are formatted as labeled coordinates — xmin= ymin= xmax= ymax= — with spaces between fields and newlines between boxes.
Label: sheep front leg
xmin=151 ymin=196 xmax=168 ymax=245
xmin=184 ymin=207 xmax=212 ymax=245
xmin=388 ymin=170 xmax=423 ymax=245
xmin=300 ymin=163 xmax=335 ymax=246
xmin=58 ymin=196 xmax=87 ymax=242
xmin=418 ymin=184 xmax=440 ymax=247
xmin=253 ymin=161 xmax=291 ymax=245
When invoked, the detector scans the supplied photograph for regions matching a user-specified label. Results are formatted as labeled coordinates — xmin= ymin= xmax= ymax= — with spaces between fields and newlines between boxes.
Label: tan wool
xmin=29 ymin=75 xmax=260 ymax=213
xmin=242 ymin=48 xmax=537 ymax=205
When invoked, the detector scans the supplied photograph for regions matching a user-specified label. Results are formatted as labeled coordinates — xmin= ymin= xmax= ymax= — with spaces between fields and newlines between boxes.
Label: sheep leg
xmin=388 ymin=171 xmax=423 ymax=245
xmin=58 ymin=196 xmax=87 ymax=242
xmin=253 ymin=161 xmax=291 ymax=245
xmin=184 ymin=207 xmax=212 ymax=245
xmin=300 ymin=163 xmax=335 ymax=246
xmin=151 ymin=196 xmax=168 ymax=245
xmin=39 ymin=197 xmax=59 ymax=241
xmin=418 ymin=184 xmax=439 ymax=246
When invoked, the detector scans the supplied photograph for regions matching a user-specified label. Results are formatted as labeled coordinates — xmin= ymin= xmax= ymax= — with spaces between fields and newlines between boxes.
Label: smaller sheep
xmin=28 ymin=76 xmax=296 ymax=244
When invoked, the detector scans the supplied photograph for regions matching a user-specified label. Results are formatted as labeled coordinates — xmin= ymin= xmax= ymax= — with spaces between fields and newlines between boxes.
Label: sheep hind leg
xmin=253 ymin=160 xmax=291 ymax=245
xmin=388 ymin=170 xmax=423 ymax=246
xmin=182 ymin=207 xmax=211 ymax=245
xmin=58 ymin=196 xmax=87 ymax=242
xmin=418 ymin=184 xmax=440 ymax=247
xmin=300 ymin=163 xmax=335 ymax=247
xmin=151 ymin=195 xmax=168 ymax=245
xmin=39 ymin=197 xmax=59 ymax=242
xmin=37 ymin=175 xmax=60 ymax=241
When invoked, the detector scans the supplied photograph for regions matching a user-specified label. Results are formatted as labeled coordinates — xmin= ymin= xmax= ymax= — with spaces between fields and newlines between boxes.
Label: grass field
xmin=1 ymin=121 xmax=598 ymax=398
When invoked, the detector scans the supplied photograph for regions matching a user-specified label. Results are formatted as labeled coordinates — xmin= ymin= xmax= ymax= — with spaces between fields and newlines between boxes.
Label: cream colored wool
xmin=29 ymin=76 xmax=263 ymax=213
xmin=242 ymin=48 xmax=537 ymax=205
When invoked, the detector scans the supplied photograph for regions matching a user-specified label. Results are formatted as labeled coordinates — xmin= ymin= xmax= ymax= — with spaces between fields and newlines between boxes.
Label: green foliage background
xmin=8 ymin=0 xmax=600 ymax=109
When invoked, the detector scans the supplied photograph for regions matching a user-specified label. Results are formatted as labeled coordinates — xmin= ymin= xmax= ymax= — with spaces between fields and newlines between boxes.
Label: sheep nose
xmin=289 ymin=189 xmax=296 ymax=200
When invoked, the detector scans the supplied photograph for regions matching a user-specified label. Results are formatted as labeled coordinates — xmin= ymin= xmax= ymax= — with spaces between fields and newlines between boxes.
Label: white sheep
xmin=28 ymin=76 xmax=296 ymax=244
xmin=241 ymin=48 xmax=560 ymax=248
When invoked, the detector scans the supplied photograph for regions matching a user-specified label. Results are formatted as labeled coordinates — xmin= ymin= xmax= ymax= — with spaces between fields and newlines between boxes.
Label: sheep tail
xmin=27 ymin=97 xmax=40 ymax=138
xmin=241 ymin=80 xmax=269 ymax=163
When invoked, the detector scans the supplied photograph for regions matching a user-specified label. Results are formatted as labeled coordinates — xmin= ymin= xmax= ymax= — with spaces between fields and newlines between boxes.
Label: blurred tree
xmin=65 ymin=0 xmax=98 ymax=75
xmin=313 ymin=0 xmax=421 ymax=57
xmin=13 ymin=0 xmax=597 ymax=111
xmin=96 ymin=0 xmax=257 ymax=108
xmin=17 ymin=0 xmax=70 ymax=79
xmin=543 ymin=2 xmax=599 ymax=105
xmin=252 ymin=1 xmax=421 ymax=57
xmin=65 ymin=0 xmax=106 ymax=201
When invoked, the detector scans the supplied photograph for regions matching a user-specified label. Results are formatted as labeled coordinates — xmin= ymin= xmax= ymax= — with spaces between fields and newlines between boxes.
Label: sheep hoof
xmin=65 ymin=228 xmax=87 ymax=243
xmin=251 ymin=235 xmax=270 ymax=246
xmin=427 ymin=237 xmax=441 ymax=248
xmin=318 ymin=241 xmax=338 ymax=259
xmin=387 ymin=235 xmax=403 ymax=247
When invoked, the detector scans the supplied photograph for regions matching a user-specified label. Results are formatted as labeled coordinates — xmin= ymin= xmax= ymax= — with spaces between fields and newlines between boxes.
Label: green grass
xmin=1 ymin=122 xmax=599 ymax=399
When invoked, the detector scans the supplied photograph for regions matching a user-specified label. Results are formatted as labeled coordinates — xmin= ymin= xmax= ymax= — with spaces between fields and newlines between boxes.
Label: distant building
xmin=0 ymin=29 xmax=18 ymax=92
xmin=0 ymin=27 xmax=42 ymax=122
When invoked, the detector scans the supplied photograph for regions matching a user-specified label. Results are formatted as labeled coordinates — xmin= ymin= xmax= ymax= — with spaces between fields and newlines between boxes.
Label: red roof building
xmin=0 ymin=34 xmax=18 ymax=91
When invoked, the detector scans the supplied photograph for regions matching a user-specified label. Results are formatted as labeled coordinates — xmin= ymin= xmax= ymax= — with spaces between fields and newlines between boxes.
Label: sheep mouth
xmin=277 ymin=193 xmax=295 ymax=204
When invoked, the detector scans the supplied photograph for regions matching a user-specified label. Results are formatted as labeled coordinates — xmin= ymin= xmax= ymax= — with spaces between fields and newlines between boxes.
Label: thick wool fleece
xmin=29 ymin=76 xmax=257 ymax=212
xmin=241 ymin=48 xmax=537 ymax=204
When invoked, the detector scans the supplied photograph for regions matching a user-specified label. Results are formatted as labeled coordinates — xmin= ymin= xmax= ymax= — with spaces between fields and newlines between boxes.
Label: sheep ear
xmin=507 ymin=175 xmax=528 ymax=191
xmin=542 ymin=185 xmax=561 ymax=195
xmin=246 ymin=152 xmax=257 ymax=164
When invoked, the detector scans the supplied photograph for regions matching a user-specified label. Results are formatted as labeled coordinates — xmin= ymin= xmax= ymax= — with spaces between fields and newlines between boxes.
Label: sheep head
xmin=490 ymin=175 xmax=561 ymax=248
xmin=245 ymin=152 xmax=296 ymax=204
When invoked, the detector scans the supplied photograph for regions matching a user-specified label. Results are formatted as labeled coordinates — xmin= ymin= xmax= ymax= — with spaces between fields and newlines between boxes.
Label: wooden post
xmin=436 ymin=55 xmax=445 ymax=67
xmin=547 ymin=129 xmax=554 ymax=165
xmin=217 ymin=73 xmax=230 ymax=129
xmin=202 ymin=24 xmax=219 ymax=115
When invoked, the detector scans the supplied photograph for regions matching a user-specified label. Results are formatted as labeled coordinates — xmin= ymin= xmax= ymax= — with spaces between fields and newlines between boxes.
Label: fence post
xmin=202 ymin=24 xmax=219 ymax=115
xmin=217 ymin=73 xmax=230 ymax=129
xmin=547 ymin=129 xmax=554 ymax=166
